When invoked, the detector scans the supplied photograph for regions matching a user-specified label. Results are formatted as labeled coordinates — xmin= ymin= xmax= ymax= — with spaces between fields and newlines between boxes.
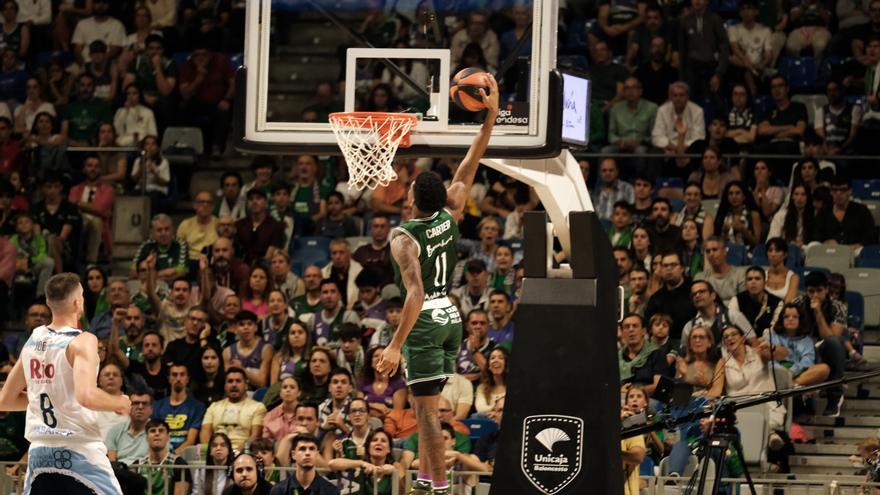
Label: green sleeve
xmin=31 ymin=235 xmax=49 ymax=264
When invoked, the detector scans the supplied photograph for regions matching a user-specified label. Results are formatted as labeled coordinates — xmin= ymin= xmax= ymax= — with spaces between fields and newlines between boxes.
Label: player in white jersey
xmin=0 ymin=273 xmax=131 ymax=494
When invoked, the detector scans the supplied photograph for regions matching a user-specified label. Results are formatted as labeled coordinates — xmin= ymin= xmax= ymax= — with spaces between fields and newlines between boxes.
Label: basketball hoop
xmin=329 ymin=112 xmax=419 ymax=191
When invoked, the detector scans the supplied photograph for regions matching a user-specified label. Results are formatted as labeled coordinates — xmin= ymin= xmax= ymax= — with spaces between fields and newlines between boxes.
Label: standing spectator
xmin=71 ymin=0 xmax=125 ymax=65
xmin=652 ymin=82 xmax=706 ymax=178
xmin=132 ymin=419 xmax=192 ymax=495
xmin=131 ymin=136 xmax=171 ymax=215
xmin=726 ymin=84 xmax=757 ymax=146
xmin=785 ymin=0 xmax=831 ymax=59
xmin=644 ymin=252 xmax=695 ymax=341
xmin=321 ymin=238 xmax=364 ymax=309
xmin=695 ymin=236 xmax=747 ymax=301
xmin=681 ymin=279 xmax=754 ymax=345
xmin=816 ymin=176 xmax=877 ymax=248
xmin=678 ymin=0 xmax=730 ymax=103
xmin=353 ymin=213 xmax=393 ymax=286
xmin=123 ymin=33 xmax=177 ymax=127
xmin=31 ymin=174 xmax=81 ymax=274
xmin=815 ymin=80 xmax=860 ymax=155
xmin=590 ymin=39 xmax=628 ymax=113
xmin=177 ymin=191 xmax=218 ymax=261
xmin=604 ymin=77 xmax=658 ymax=163
xmin=9 ymin=211 xmax=53 ymax=298
xmin=106 ymin=390 xmax=153 ymax=464
xmin=126 ymin=331 xmax=171 ymax=399
xmin=0 ymin=49 xmax=26 ymax=104
xmin=62 ymin=73 xmax=113 ymax=146
xmin=179 ymin=37 xmax=235 ymax=155
xmin=69 ymin=154 xmax=114 ymax=265
xmin=163 ymin=305 xmax=213 ymax=373
xmin=633 ymin=36 xmax=678 ymax=106
xmin=131 ymin=214 xmax=189 ymax=281
xmin=627 ymin=5 xmax=676 ymax=69
xmin=151 ymin=364 xmax=206 ymax=454
xmin=728 ymin=1 xmax=775 ymax=97
xmin=592 ymin=0 xmax=646 ymax=57
xmin=200 ymin=367 xmax=268 ymax=451
xmin=450 ymin=12 xmax=500 ymax=72
xmin=757 ymin=75 xmax=808 ymax=176
xmin=234 ymin=189 xmax=285 ymax=265
xmin=593 ymin=158 xmax=635 ymax=221
xmin=113 ymin=83 xmax=157 ymax=146
xmin=729 ymin=266 xmax=784 ymax=334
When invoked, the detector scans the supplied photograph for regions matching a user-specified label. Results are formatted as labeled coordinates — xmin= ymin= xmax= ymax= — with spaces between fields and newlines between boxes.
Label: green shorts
xmin=402 ymin=298 xmax=463 ymax=386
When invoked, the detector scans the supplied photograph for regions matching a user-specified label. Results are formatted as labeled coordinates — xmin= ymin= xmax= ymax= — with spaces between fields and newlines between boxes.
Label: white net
xmin=329 ymin=112 xmax=418 ymax=191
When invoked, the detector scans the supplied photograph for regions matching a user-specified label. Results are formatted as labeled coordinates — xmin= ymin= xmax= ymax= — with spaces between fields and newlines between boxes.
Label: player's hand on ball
xmin=377 ymin=346 xmax=401 ymax=377
xmin=480 ymin=74 xmax=500 ymax=116
xmin=116 ymin=394 xmax=131 ymax=415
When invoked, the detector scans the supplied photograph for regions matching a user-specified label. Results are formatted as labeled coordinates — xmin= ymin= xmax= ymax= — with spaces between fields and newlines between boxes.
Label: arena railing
xmin=571 ymin=150 xmax=880 ymax=169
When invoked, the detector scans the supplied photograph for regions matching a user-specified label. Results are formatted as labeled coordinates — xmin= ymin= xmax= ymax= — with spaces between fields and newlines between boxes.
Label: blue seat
xmin=290 ymin=260 xmax=304 ymax=277
xmin=794 ymin=266 xmax=831 ymax=291
xmin=639 ymin=456 xmax=655 ymax=477
xmin=857 ymin=245 xmax=880 ymax=268
xmin=669 ymin=198 xmax=685 ymax=212
xmin=778 ymin=56 xmax=817 ymax=91
xmin=656 ymin=177 xmax=684 ymax=190
xmin=292 ymin=236 xmax=332 ymax=253
xmin=462 ymin=418 xmax=499 ymax=443
xmin=229 ymin=52 xmax=244 ymax=69
xmin=600 ymin=218 xmax=612 ymax=232
xmin=252 ymin=387 xmax=268 ymax=402
xmin=846 ymin=291 xmax=865 ymax=330
xmin=171 ymin=51 xmax=190 ymax=67
xmin=506 ymin=237 xmax=524 ymax=252
xmin=751 ymin=95 xmax=774 ymax=119
xmin=726 ymin=243 xmax=748 ymax=266
xmin=751 ymin=243 xmax=802 ymax=268
xmin=853 ymin=180 xmax=880 ymax=200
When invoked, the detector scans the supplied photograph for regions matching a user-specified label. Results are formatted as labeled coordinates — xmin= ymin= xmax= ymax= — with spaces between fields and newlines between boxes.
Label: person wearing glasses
xmin=177 ymin=190 xmax=219 ymax=262
xmin=106 ymin=389 xmax=153 ymax=465
xmin=816 ymin=176 xmax=877 ymax=251
xmin=680 ymin=280 xmax=754 ymax=350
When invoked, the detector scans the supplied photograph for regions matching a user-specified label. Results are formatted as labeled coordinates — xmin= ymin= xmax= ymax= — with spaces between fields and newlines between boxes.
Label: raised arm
xmin=70 ymin=332 xmax=130 ymax=413
xmin=446 ymin=74 xmax=500 ymax=219
xmin=376 ymin=234 xmax=424 ymax=376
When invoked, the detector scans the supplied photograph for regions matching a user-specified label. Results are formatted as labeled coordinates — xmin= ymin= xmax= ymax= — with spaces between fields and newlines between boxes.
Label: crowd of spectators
xmin=0 ymin=0 xmax=878 ymax=493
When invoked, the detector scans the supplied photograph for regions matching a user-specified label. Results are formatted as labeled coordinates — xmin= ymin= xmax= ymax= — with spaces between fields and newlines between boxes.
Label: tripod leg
xmin=731 ymin=438 xmax=758 ymax=495
xmin=695 ymin=443 xmax=720 ymax=495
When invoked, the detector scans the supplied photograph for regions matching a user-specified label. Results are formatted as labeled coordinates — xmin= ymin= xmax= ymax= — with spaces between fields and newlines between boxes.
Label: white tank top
xmin=21 ymin=325 xmax=103 ymax=446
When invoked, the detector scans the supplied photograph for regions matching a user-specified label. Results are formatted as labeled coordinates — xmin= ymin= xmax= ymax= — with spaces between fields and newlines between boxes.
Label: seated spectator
xmin=628 ymin=267 xmax=650 ymax=315
xmin=489 ymin=245 xmax=516 ymax=295
xmin=224 ymin=311 xmax=273 ymax=389
xmin=241 ymin=157 xmax=276 ymax=205
xmin=32 ymin=174 xmax=81 ymax=273
xmin=260 ymin=289 xmax=294 ymax=348
xmin=487 ymin=289 xmax=515 ymax=345
xmin=608 ymin=201 xmax=634 ymax=249
xmin=687 ymin=146 xmax=737 ymax=201
xmin=300 ymin=347 xmax=334 ymax=404
xmin=401 ymin=396 xmax=471 ymax=467
xmin=652 ymin=81 xmax=706 ymax=179
xmin=648 ymin=313 xmax=678 ymax=369
xmin=750 ymin=160 xmax=785 ymax=221
xmin=728 ymin=1 xmax=776 ymax=97
xmin=163 ymin=304 xmax=215 ymax=374
xmin=82 ymin=265 xmax=108 ymax=322
xmin=113 ymin=83 xmax=156 ymax=146
xmin=468 ymin=216 xmax=502 ymax=271
xmin=756 ymin=75 xmax=808 ymax=177
xmin=453 ymin=259 xmax=491 ymax=316
xmin=270 ymin=320 xmax=311 ymax=385
xmin=722 ymin=325 xmax=786 ymax=432
xmin=768 ymin=303 xmax=831 ymax=387
xmin=591 ymin=0 xmax=646 ymax=58
xmin=132 ymin=135 xmax=172 ymax=214
xmin=317 ymin=192 xmax=359 ymax=238
xmin=71 ymin=0 xmax=125 ymax=65
xmin=215 ymin=171 xmax=245 ymax=220
xmin=0 ymin=49 xmax=26 ymax=105
xmin=768 ymin=184 xmax=816 ymax=247
xmin=726 ymin=84 xmax=757 ymax=146
xmin=82 ymin=40 xmax=117 ymax=103
xmin=94 ymin=362 xmax=130 ymax=438
xmin=200 ymin=367 xmax=268 ymax=451
xmin=411 ymin=422 xmax=487 ymax=490
xmin=619 ymin=313 xmax=669 ymax=396
xmin=442 ymin=373 xmax=475 ymax=421
xmin=89 ymin=279 xmax=131 ymax=339
xmin=291 ymin=265 xmax=323 ymax=315
xmin=147 ymin=271 xmax=195 ymax=343
xmin=242 ymin=265 xmax=272 ymax=319
xmin=91 ymin=122 xmax=125 ymax=184
xmin=593 ymin=158 xmax=634 ymax=221
xmin=457 ymin=309 xmax=494 ymax=383
xmin=179 ymin=37 xmax=235 ymax=155
xmin=226 ymin=452 xmax=274 ymax=495
xmin=69 ymin=154 xmax=115 ymax=265
xmin=328 ymin=427 xmax=403 ymax=492
xmin=0 ymin=116 xmax=19 ymax=177
xmin=686 ymin=117 xmax=741 ymax=164
xmin=644 ymin=251 xmax=695 ymax=341
xmin=475 ymin=346 xmax=508 ymax=416
xmin=262 ymin=376 xmax=301 ymax=441
xmin=42 ymin=55 xmax=73 ymax=107
xmin=269 ymin=181 xmax=295 ymax=247
xmin=682 ymin=279 xmax=754 ymax=345
xmin=192 ymin=432 xmax=233 ymax=494
xmin=123 ymin=34 xmax=177 ymax=125
xmin=816 ymin=176 xmax=877 ymax=249
xmin=61 ymin=73 xmax=113 ymax=146
xmin=177 ymin=191 xmax=218 ymax=262
xmin=235 ymin=189 xmax=286 ymax=265
xmin=633 ymin=35 xmax=678 ymax=106
xmin=645 ymin=198 xmax=681 ymax=253
xmin=672 ymin=182 xmax=716 ymax=241
xmin=763 ymin=237 xmax=800 ymax=302
xmin=275 ymin=405 xmax=330 ymax=469
xmin=106 ymin=390 xmax=153 ymax=465
xmin=13 ymin=78 xmax=54 ymax=139
xmin=729 ymin=266 xmax=785 ymax=334
xmin=785 ymin=0 xmax=832 ymax=60
xmin=352 ymin=269 xmax=386 ymax=322
xmin=191 ymin=345 xmax=226 ymax=406
xmin=353 ymin=213 xmax=394 ymax=286
xmin=151 ymin=363 xmax=206 ymax=455
xmin=303 ymin=280 xmax=360 ymax=347
xmin=695 ymin=237 xmax=748 ymax=301
xmin=360 ymin=344 xmax=407 ymax=418
xmin=9 ymin=212 xmax=53 ymax=298
xmin=815 ymin=80 xmax=860 ymax=156
xmin=676 ymin=325 xmax=724 ymax=397
xmin=132 ymin=419 xmax=192 ymax=495
xmin=270 ymin=434 xmax=340 ymax=495
xmin=679 ymin=219 xmax=704 ymax=278
xmin=249 ymin=438 xmax=280 ymax=484
xmin=269 ymin=251 xmax=303 ymax=302
xmin=290 ymin=154 xmax=330 ymax=234
xmin=715 ymin=181 xmax=762 ymax=247
xmin=450 ymin=12 xmax=499 ymax=72
xmin=317 ymin=368 xmax=355 ymax=441
xmin=589 ymin=40 xmax=628 ymax=112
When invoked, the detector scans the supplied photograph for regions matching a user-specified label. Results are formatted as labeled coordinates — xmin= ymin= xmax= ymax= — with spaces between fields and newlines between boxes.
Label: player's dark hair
xmin=44 ymin=273 xmax=82 ymax=307
xmin=412 ymin=171 xmax=447 ymax=214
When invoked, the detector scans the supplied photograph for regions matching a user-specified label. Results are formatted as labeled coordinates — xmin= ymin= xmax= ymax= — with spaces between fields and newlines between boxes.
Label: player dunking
xmin=0 ymin=273 xmax=130 ymax=494
xmin=377 ymin=74 xmax=499 ymax=495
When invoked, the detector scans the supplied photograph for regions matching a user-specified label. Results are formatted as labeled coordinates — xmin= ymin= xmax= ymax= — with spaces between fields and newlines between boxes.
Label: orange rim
xmin=329 ymin=112 xmax=419 ymax=148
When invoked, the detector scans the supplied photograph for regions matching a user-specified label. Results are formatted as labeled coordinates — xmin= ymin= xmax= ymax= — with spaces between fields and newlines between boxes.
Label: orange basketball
xmin=450 ymin=67 xmax=491 ymax=112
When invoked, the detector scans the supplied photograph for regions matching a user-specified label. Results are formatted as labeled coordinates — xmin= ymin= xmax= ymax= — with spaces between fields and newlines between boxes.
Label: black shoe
xmin=822 ymin=395 xmax=844 ymax=417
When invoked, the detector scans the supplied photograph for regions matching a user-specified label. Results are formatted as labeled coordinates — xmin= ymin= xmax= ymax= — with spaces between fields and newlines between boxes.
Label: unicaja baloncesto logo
xmin=521 ymin=415 xmax=583 ymax=494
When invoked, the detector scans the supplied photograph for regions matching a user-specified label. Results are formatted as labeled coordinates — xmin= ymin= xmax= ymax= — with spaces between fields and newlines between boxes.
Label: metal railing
xmin=644 ymin=475 xmax=880 ymax=494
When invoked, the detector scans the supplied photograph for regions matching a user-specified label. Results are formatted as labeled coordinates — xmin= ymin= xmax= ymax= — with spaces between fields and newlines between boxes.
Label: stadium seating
xmin=701 ymin=199 xmax=720 ymax=218
xmin=853 ymin=180 xmax=880 ymax=200
xmin=793 ymin=266 xmax=831 ymax=291
xmin=857 ymin=245 xmax=880 ymax=268
xmin=846 ymin=291 xmax=865 ymax=330
xmin=726 ymin=243 xmax=748 ymax=266
xmin=162 ymin=127 xmax=204 ymax=166
xmin=346 ymin=236 xmax=371 ymax=249
xmin=841 ymin=268 xmax=880 ymax=327
xmin=462 ymin=418 xmax=499 ymax=444
xmin=778 ymin=56 xmax=818 ymax=91
xmin=750 ymin=243 xmax=803 ymax=268
xmin=804 ymin=244 xmax=854 ymax=273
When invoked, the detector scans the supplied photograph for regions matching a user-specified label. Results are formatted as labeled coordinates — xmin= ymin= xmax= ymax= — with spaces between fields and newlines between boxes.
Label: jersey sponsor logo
xmin=425 ymin=219 xmax=451 ymax=239
xmin=165 ymin=413 xmax=188 ymax=431
xmin=29 ymin=359 xmax=55 ymax=383
xmin=30 ymin=425 xmax=75 ymax=437
xmin=431 ymin=309 xmax=449 ymax=325
xmin=425 ymin=236 xmax=453 ymax=258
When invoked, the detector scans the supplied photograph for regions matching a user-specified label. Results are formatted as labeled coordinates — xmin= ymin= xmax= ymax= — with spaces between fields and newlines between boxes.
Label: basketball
xmin=450 ymin=67 xmax=491 ymax=112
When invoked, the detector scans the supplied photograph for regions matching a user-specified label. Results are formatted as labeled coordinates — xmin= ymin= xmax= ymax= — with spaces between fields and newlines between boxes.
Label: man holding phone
xmin=163 ymin=306 xmax=216 ymax=377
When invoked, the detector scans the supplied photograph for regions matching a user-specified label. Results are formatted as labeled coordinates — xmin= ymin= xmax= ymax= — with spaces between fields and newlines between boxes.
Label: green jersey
xmin=392 ymin=208 xmax=459 ymax=301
